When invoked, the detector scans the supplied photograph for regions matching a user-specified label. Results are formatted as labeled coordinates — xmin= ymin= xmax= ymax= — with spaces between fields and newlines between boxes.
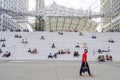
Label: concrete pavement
xmin=0 ymin=60 xmax=120 ymax=80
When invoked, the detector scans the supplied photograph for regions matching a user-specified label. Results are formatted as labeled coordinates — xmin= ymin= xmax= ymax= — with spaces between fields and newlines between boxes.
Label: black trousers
xmin=79 ymin=62 xmax=91 ymax=75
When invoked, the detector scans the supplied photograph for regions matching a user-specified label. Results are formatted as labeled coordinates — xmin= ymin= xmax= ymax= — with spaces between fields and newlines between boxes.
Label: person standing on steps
xmin=79 ymin=49 xmax=93 ymax=76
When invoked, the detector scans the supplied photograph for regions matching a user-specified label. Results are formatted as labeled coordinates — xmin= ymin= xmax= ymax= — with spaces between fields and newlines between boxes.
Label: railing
xmin=0 ymin=7 xmax=113 ymax=19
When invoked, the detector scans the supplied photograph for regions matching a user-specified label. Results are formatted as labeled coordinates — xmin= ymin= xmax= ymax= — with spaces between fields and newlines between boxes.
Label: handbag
xmin=82 ymin=65 xmax=88 ymax=73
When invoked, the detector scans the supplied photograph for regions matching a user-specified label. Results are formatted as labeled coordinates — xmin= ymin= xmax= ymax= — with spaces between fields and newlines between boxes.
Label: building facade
xmin=101 ymin=0 xmax=120 ymax=32
xmin=0 ymin=0 xmax=28 ymax=31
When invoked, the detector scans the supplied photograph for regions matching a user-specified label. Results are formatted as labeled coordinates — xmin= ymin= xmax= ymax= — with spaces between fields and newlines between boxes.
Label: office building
xmin=101 ymin=0 xmax=120 ymax=32
xmin=0 ymin=0 xmax=28 ymax=31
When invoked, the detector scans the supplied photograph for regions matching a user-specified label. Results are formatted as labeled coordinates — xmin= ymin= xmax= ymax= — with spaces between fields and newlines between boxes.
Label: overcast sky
xmin=29 ymin=0 xmax=100 ymax=12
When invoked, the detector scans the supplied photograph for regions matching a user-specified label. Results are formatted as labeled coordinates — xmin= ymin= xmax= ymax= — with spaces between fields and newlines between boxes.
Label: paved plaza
xmin=0 ymin=60 xmax=120 ymax=80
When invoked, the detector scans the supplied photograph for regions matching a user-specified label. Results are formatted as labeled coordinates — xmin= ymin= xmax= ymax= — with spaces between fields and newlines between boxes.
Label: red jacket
xmin=81 ymin=52 xmax=87 ymax=62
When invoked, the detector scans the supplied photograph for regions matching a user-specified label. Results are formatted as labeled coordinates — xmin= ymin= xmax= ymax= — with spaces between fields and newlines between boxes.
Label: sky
xmin=29 ymin=0 xmax=100 ymax=12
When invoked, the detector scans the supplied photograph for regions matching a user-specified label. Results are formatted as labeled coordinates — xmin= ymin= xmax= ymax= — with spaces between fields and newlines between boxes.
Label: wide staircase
xmin=0 ymin=31 xmax=120 ymax=61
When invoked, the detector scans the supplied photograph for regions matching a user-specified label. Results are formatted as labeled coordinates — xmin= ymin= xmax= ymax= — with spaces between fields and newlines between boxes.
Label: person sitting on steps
xmin=75 ymin=42 xmax=80 ymax=48
xmin=51 ymin=43 xmax=55 ymax=48
xmin=48 ymin=53 xmax=53 ymax=58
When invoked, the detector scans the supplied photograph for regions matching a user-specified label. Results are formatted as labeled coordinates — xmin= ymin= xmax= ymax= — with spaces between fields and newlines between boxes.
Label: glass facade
xmin=101 ymin=0 xmax=120 ymax=32
xmin=0 ymin=0 xmax=28 ymax=30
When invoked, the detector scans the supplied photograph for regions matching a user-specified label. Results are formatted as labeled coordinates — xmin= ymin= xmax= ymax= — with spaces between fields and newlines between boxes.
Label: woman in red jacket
xmin=79 ymin=49 xmax=92 ymax=76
